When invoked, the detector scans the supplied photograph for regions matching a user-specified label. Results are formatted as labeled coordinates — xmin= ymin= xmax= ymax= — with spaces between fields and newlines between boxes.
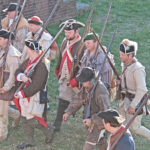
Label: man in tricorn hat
xmin=1 ymin=2 xmax=28 ymax=128
xmin=1 ymin=2 xmax=28 ymax=53
xmin=21 ymin=16 xmax=59 ymax=63
xmin=0 ymin=29 xmax=21 ymax=141
xmin=69 ymin=32 xmax=115 ymax=100
xmin=20 ymin=16 xmax=59 ymax=111
xmin=53 ymin=19 xmax=86 ymax=135
xmin=63 ymin=67 xmax=110 ymax=150
xmin=116 ymin=39 xmax=150 ymax=141
xmin=98 ymin=109 xmax=135 ymax=150
xmin=14 ymin=39 xmax=52 ymax=149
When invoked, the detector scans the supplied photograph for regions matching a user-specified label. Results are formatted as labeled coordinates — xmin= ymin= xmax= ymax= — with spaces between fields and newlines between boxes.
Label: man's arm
xmin=130 ymin=68 xmax=148 ymax=109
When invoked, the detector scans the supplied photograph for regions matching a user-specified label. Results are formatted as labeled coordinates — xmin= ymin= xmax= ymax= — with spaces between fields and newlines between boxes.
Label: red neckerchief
xmin=109 ymin=125 xmax=125 ymax=147
xmin=13 ymin=54 xmax=48 ymax=128
xmin=59 ymin=35 xmax=80 ymax=76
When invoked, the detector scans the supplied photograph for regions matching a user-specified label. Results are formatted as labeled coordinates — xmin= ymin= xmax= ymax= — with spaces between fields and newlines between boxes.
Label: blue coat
xmin=115 ymin=133 xmax=135 ymax=150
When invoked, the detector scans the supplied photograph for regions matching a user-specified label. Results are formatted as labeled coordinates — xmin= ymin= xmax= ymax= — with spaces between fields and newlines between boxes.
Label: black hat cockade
xmin=28 ymin=16 xmax=43 ymax=26
xmin=59 ymin=19 xmax=85 ymax=30
xmin=84 ymin=32 xmax=99 ymax=42
xmin=98 ymin=109 xmax=125 ymax=126
xmin=0 ymin=29 xmax=15 ymax=40
xmin=120 ymin=39 xmax=138 ymax=55
xmin=3 ymin=3 xmax=21 ymax=13
xmin=76 ymin=67 xmax=95 ymax=83
xmin=25 ymin=39 xmax=42 ymax=51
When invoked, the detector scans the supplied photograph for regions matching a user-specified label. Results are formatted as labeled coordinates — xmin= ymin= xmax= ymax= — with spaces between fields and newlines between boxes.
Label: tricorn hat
xmin=120 ymin=39 xmax=138 ymax=55
xmin=0 ymin=29 xmax=15 ymax=40
xmin=59 ymin=19 xmax=85 ymax=30
xmin=76 ymin=67 xmax=95 ymax=82
xmin=28 ymin=16 xmax=43 ymax=26
xmin=98 ymin=109 xmax=125 ymax=125
xmin=84 ymin=32 xmax=99 ymax=42
xmin=3 ymin=3 xmax=21 ymax=13
xmin=25 ymin=39 xmax=42 ymax=51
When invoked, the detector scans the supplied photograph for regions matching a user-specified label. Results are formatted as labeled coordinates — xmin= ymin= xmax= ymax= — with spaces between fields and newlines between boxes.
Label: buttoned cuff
xmin=16 ymin=73 xmax=26 ymax=81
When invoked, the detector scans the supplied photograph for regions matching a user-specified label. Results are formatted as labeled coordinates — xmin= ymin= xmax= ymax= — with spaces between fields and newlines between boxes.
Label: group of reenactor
xmin=0 ymin=2 xmax=150 ymax=150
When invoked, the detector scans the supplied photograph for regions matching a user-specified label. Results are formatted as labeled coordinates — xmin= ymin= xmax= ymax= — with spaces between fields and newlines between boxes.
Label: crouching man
xmin=63 ymin=67 xmax=110 ymax=150
xmin=14 ymin=40 xmax=52 ymax=149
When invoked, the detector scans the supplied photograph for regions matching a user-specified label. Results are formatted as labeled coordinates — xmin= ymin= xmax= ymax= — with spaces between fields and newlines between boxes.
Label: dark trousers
xmin=53 ymin=99 xmax=70 ymax=131
xmin=22 ymin=117 xmax=49 ymax=145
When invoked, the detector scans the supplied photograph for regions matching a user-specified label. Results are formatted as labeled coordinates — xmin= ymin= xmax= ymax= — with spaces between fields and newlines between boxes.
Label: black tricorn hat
xmin=0 ymin=29 xmax=15 ymax=40
xmin=76 ymin=67 xmax=95 ymax=82
xmin=3 ymin=3 xmax=21 ymax=13
xmin=120 ymin=39 xmax=138 ymax=55
xmin=59 ymin=19 xmax=85 ymax=30
xmin=25 ymin=39 xmax=42 ymax=51
xmin=98 ymin=109 xmax=125 ymax=125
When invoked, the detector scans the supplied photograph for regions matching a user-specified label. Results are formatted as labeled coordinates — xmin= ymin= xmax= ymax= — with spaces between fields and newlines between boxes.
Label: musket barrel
xmin=36 ymin=0 xmax=61 ymax=42
xmin=13 ymin=0 xmax=28 ymax=36
xmin=110 ymin=94 xmax=150 ymax=150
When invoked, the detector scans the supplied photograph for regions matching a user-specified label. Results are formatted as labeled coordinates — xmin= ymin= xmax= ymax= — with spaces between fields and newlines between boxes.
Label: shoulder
xmin=129 ymin=58 xmax=145 ymax=72
xmin=116 ymin=133 xmax=135 ymax=150
xmin=38 ymin=59 xmax=49 ymax=72
xmin=8 ymin=45 xmax=22 ymax=57
xmin=73 ymin=38 xmax=83 ymax=48
xmin=17 ymin=16 xmax=28 ymax=29
xmin=96 ymin=81 xmax=109 ymax=95
xmin=61 ymin=38 xmax=67 ymax=50
xmin=95 ymin=50 xmax=106 ymax=64
xmin=1 ymin=16 xmax=9 ymax=28
xmin=41 ymin=31 xmax=53 ymax=40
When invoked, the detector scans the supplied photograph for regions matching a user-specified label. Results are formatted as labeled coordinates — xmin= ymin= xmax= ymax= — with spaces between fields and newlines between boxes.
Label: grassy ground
xmin=1 ymin=0 xmax=150 ymax=149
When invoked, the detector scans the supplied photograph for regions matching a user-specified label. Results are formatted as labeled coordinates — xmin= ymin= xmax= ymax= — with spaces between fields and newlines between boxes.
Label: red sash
xmin=13 ymin=54 xmax=47 ymax=128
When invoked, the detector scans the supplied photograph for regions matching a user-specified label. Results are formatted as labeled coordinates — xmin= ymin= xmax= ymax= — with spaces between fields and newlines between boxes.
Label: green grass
xmin=1 ymin=0 xmax=150 ymax=149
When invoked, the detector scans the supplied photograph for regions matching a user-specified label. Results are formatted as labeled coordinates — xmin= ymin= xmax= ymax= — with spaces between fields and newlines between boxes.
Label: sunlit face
xmin=8 ymin=11 xmax=17 ymax=19
xmin=64 ymin=30 xmax=76 ymax=40
xmin=82 ymin=81 xmax=92 ymax=92
xmin=0 ymin=37 xmax=7 ymax=48
xmin=85 ymin=40 xmax=97 ymax=52
xmin=119 ymin=51 xmax=130 ymax=64
xmin=28 ymin=23 xmax=40 ymax=33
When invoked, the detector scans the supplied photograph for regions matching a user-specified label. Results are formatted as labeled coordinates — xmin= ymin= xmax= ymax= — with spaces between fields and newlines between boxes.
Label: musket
xmin=85 ymin=29 xmax=117 ymax=119
xmin=99 ymin=0 xmax=112 ymax=42
xmin=15 ymin=22 xmax=67 ymax=94
xmin=109 ymin=93 xmax=150 ymax=150
xmin=92 ymin=0 xmax=112 ymax=61
xmin=0 ymin=0 xmax=22 ymax=88
xmin=13 ymin=0 xmax=28 ymax=37
xmin=90 ymin=0 xmax=120 ymax=79
xmin=36 ymin=0 xmax=61 ymax=42
xmin=70 ymin=0 xmax=97 ymax=79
